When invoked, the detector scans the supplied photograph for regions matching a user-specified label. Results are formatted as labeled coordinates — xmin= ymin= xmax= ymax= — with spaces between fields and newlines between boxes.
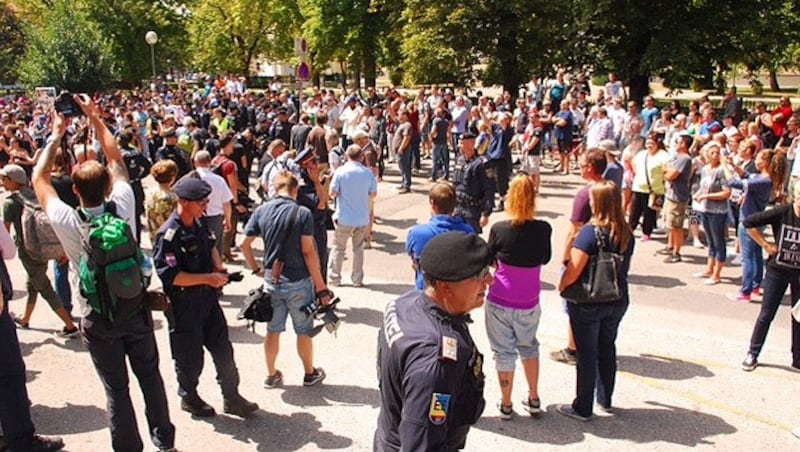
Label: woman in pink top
xmin=485 ymin=175 xmax=552 ymax=419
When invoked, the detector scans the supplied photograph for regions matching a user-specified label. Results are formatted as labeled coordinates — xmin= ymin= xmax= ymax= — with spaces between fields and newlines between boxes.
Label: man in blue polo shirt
xmin=406 ymin=182 xmax=475 ymax=289
xmin=328 ymin=144 xmax=378 ymax=286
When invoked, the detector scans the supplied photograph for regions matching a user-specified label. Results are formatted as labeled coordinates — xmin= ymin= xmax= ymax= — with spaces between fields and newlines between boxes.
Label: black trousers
xmin=81 ymin=311 xmax=175 ymax=452
xmin=169 ymin=292 xmax=239 ymax=400
xmin=629 ymin=191 xmax=657 ymax=236
xmin=0 ymin=307 xmax=35 ymax=452
xmin=494 ymin=157 xmax=512 ymax=198
xmin=314 ymin=223 xmax=328 ymax=284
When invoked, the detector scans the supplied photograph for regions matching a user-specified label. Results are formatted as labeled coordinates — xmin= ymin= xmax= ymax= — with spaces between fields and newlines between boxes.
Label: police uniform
xmin=294 ymin=147 xmax=329 ymax=281
xmin=121 ymin=144 xmax=152 ymax=242
xmin=375 ymin=233 xmax=490 ymax=451
xmin=453 ymin=134 xmax=496 ymax=233
xmin=152 ymin=177 xmax=257 ymax=418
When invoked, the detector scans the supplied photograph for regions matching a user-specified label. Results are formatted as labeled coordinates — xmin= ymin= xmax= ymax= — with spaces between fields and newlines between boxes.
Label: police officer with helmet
xmin=152 ymin=177 xmax=258 ymax=419
xmin=452 ymin=132 xmax=495 ymax=233
xmin=375 ymin=232 xmax=492 ymax=451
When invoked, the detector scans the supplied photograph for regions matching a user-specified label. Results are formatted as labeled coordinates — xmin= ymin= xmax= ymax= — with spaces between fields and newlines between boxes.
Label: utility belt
xmin=456 ymin=191 xmax=482 ymax=209
xmin=168 ymin=285 xmax=217 ymax=300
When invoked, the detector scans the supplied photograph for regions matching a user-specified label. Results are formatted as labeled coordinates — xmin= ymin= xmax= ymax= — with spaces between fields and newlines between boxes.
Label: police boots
xmin=223 ymin=394 xmax=259 ymax=418
xmin=181 ymin=394 xmax=216 ymax=417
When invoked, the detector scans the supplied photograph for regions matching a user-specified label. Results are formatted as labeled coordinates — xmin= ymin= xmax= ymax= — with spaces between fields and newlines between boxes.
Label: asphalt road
xmin=10 ymin=159 xmax=800 ymax=451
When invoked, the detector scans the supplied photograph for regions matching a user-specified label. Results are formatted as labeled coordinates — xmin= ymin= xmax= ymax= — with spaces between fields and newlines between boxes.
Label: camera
xmin=54 ymin=92 xmax=83 ymax=118
xmin=226 ymin=271 xmax=244 ymax=283
xmin=301 ymin=297 xmax=341 ymax=337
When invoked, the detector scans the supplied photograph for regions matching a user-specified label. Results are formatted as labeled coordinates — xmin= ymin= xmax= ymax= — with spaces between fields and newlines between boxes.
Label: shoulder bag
xmin=560 ymin=227 xmax=625 ymax=304
xmin=237 ymin=203 xmax=300 ymax=328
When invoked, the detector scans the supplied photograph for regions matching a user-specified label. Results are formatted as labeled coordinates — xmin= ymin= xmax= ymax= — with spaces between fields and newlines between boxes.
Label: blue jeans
xmin=54 ymin=260 xmax=71 ymax=313
xmin=567 ymin=301 xmax=628 ymax=417
xmin=398 ymin=148 xmax=413 ymax=189
xmin=431 ymin=143 xmax=449 ymax=181
xmin=738 ymin=222 xmax=763 ymax=295
xmin=411 ymin=135 xmax=421 ymax=170
xmin=265 ymin=277 xmax=314 ymax=335
xmin=747 ymin=267 xmax=800 ymax=367
xmin=701 ymin=212 xmax=727 ymax=262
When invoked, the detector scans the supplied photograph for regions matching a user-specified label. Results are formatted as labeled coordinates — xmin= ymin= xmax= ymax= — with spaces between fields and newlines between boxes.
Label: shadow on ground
xmin=360 ymin=283 xmax=412 ymax=296
xmin=340 ymin=306 xmax=383 ymax=329
xmin=617 ymin=354 xmax=714 ymax=380
xmin=31 ymin=403 xmax=108 ymax=435
xmin=369 ymin=231 xmax=406 ymax=255
xmin=280 ymin=383 xmax=380 ymax=408
xmin=628 ymin=274 xmax=687 ymax=289
xmin=19 ymin=337 xmax=85 ymax=358
xmin=474 ymin=401 xmax=736 ymax=446
xmin=205 ymin=410 xmax=353 ymax=451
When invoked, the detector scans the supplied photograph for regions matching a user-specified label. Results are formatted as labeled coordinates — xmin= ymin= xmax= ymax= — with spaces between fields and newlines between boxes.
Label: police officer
xmin=156 ymin=128 xmax=192 ymax=178
xmin=452 ymin=132 xmax=496 ymax=233
xmin=118 ymin=129 xmax=152 ymax=243
xmin=375 ymin=232 xmax=492 ymax=451
xmin=152 ymin=177 xmax=258 ymax=419
xmin=293 ymin=147 xmax=330 ymax=281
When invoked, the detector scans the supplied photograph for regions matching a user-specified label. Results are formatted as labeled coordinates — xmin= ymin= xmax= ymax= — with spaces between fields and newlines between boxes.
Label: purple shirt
xmin=571 ymin=184 xmax=592 ymax=223
xmin=487 ymin=262 xmax=542 ymax=309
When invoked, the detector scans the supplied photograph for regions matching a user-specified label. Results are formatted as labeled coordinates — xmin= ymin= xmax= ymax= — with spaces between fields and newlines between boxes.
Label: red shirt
xmin=772 ymin=105 xmax=793 ymax=137
xmin=211 ymin=154 xmax=237 ymax=178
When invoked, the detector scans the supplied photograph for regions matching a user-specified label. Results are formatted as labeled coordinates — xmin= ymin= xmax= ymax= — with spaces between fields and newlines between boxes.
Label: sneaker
xmin=181 ymin=394 xmax=216 ymax=417
xmin=30 ymin=434 xmax=64 ymax=452
xmin=56 ymin=326 xmax=79 ymax=338
xmin=549 ymin=348 xmax=577 ymax=365
xmin=303 ymin=367 xmax=326 ymax=386
xmin=704 ymin=278 xmax=720 ymax=286
xmin=656 ymin=247 xmax=672 ymax=255
xmin=741 ymin=354 xmax=758 ymax=372
xmin=263 ymin=370 xmax=283 ymax=389
xmin=597 ymin=404 xmax=614 ymax=414
xmin=751 ymin=287 xmax=761 ymax=297
xmin=641 ymin=234 xmax=651 ymax=242
xmin=223 ymin=394 xmax=259 ymax=418
xmin=693 ymin=239 xmax=705 ymax=249
xmin=727 ymin=292 xmax=751 ymax=302
xmin=397 ymin=187 xmax=411 ymax=194
xmin=663 ymin=254 xmax=682 ymax=263
xmin=497 ymin=401 xmax=513 ymax=420
xmin=521 ymin=398 xmax=542 ymax=415
xmin=556 ymin=404 xmax=591 ymax=422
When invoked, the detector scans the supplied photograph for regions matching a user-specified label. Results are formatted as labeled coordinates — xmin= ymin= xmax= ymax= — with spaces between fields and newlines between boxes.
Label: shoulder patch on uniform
xmin=428 ymin=393 xmax=450 ymax=425
xmin=164 ymin=228 xmax=176 ymax=242
xmin=383 ymin=300 xmax=404 ymax=348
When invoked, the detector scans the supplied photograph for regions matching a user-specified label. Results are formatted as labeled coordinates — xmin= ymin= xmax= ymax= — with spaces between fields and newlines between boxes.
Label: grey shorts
xmin=485 ymin=301 xmax=542 ymax=372
xmin=521 ymin=154 xmax=542 ymax=175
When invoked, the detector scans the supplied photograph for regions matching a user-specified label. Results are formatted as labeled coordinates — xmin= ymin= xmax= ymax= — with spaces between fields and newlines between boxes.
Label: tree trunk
xmin=353 ymin=62 xmax=362 ymax=90
xmin=338 ymin=58 xmax=347 ymax=89
xmin=627 ymin=74 xmax=650 ymax=106
xmin=364 ymin=58 xmax=377 ymax=89
xmin=769 ymin=69 xmax=780 ymax=92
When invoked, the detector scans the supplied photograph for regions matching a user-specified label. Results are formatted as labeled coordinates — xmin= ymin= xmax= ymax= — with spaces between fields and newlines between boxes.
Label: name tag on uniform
xmin=441 ymin=335 xmax=458 ymax=361
xmin=164 ymin=228 xmax=176 ymax=242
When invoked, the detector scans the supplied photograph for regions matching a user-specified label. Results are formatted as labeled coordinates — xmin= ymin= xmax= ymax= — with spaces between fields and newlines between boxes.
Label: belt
xmin=456 ymin=192 xmax=482 ymax=208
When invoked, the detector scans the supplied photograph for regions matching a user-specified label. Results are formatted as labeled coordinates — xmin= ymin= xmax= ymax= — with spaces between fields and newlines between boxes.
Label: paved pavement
xmin=9 ymin=159 xmax=800 ymax=451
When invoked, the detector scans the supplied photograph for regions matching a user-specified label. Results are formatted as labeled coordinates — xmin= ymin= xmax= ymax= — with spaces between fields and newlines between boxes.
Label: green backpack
xmin=78 ymin=203 xmax=146 ymax=324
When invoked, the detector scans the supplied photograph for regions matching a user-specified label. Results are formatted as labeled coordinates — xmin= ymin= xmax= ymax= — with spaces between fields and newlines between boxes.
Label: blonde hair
xmin=590 ymin=181 xmax=632 ymax=252
xmin=506 ymin=175 xmax=537 ymax=226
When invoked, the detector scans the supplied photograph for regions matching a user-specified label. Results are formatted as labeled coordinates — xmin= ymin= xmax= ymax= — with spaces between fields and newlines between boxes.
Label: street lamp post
xmin=145 ymin=31 xmax=159 ymax=79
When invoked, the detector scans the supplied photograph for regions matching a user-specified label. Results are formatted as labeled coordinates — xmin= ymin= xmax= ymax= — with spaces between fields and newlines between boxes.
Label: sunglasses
xmin=473 ymin=266 xmax=493 ymax=280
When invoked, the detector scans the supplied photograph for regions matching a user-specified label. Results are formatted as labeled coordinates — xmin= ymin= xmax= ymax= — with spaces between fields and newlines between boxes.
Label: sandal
xmin=13 ymin=317 xmax=29 ymax=329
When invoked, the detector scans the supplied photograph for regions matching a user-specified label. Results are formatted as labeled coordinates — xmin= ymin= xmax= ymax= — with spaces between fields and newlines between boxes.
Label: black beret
xmin=420 ymin=232 xmax=492 ymax=282
xmin=461 ymin=131 xmax=477 ymax=140
xmin=294 ymin=146 xmax=316 ymax=164
xmin=173 ymin=176 xmax=212 ymax=201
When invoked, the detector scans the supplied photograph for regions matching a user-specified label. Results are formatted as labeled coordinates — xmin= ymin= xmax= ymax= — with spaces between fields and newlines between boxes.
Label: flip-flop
xmin=13 ymin=317 xmax=29 ymax=329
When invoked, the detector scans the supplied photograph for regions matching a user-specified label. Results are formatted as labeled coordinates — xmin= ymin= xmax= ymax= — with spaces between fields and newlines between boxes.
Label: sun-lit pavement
xmin=10 ymin=159 xmax=800 ymax=451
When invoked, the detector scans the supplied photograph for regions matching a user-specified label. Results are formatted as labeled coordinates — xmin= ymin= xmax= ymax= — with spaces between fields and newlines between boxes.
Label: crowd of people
xmin=0 ymin=70 xmax=799 ymax=450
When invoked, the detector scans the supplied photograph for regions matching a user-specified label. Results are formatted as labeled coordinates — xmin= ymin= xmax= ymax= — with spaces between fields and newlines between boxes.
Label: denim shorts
xmin=265 ymin=277 xmax=314 ymax=335
xmin=485 ymin=301 xmax=542 ymax=372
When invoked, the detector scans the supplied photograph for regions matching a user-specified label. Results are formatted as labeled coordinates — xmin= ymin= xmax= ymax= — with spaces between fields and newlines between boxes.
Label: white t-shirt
xmin=339 ymin=106 xmax=361 ymax=137
xmin=46 ymin=180 xmax=136 ymax=317
xmin=195 ymin=168 xmax=233 ymax=216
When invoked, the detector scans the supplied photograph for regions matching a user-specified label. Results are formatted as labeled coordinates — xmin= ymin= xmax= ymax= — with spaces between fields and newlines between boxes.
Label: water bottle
xmin=142 ymin=255 xmax=153 ymax=287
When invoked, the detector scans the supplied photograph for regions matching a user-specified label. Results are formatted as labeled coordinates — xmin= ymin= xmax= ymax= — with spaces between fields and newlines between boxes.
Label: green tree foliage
xmin=736 ymin=0 xmax=800 ymax=91
xmin=190 ymin=0 xmax=301 ymax=75
xmin=79 ymin=0 xmax=191 ymax=85
xmin=0 ymin=1 xmax=25 ymax=83
xmin=16 ymin=0 xmax=116 ymax=92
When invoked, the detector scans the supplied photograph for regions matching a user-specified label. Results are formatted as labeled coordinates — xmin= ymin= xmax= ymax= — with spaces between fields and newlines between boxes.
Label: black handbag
xmin=236 ymin=204 xmax=300 ymax=329
xmin=560 ymin=227 xmax=624 ymax=304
